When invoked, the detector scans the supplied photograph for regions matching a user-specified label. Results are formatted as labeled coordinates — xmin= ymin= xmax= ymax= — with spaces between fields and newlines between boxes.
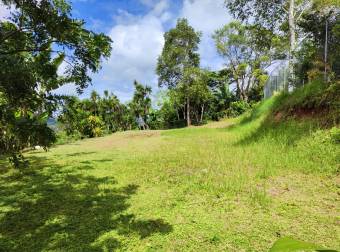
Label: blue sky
xmin=1 ymin=0 xmax=232 ymax=103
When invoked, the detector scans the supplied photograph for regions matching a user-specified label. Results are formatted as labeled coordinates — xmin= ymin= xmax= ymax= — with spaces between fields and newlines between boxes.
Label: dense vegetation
xmin=0 ymin=0 xmax=111 ymax=165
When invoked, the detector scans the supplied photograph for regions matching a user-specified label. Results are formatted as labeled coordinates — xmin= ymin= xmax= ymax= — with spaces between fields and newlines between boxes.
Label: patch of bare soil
xmin=79 ymin=130 xmax=162 ymax=151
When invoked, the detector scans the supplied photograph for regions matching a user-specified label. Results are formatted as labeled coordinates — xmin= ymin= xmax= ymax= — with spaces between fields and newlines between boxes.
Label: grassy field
xmin=0 ymin=98 xmax=339 ymax=251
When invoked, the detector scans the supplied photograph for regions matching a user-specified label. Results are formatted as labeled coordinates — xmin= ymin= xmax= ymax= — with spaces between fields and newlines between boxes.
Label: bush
xmin=55 ymin=131 xmax=82 ymax=145
xmin=81 ymin=115 xmax=104 ymax=138
xmin=227 ymin=101 xmax=251 ymax=117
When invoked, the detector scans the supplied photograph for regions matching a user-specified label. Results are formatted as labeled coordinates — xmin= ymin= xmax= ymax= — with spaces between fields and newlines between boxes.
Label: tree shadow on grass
xmin=0 ymin=156 xmax=172 ymax=252
xmin=64 ymin=151 xmax=97 ymax=157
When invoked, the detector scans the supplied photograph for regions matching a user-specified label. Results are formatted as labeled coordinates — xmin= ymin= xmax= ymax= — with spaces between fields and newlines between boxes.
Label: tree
xmin=297 ymin=5 xmax=340 ymax=82
xmin=156 ymin=18 xmax=201 ymax=126
xmin=129 ymin=80 xmax=152 ymax=129
xmin=213 ymin=21 xmax=271 ymax=101
xmin=57 ymin=96 xmax=84 ymax=135
xmin=58 ymin=90 xmax=137 ymax=137
xmin=0 ymin=0 xmax=112 ymax=165
xmin=225 ymin=0 xmax=316 ymax=85
xmin=90 ymin=90 xmax=100 ymax=116
xmin=99 ymin=90 xmax=123 ymax=132
xmin=176 ymin=68 xmax=212 ymax=124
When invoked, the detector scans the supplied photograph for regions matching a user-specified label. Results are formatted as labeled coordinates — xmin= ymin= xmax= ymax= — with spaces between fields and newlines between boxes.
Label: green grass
xmin=0 ymin=96 xmax=339 ymax=251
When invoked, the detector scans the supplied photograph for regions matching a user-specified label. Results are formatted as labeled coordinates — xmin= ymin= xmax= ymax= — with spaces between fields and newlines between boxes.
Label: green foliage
xmin=0 ymin=0 xmax=112 ymax=166
xmin=213 ymin=21 xmax=273 ymax=101
xmin=270 ymin=237 xmax=338 ymax=252
xmin=329 ymin=127 xmax=340 ymax=143
xmin=55 ymin=130 xmax=82 ymax=145
xmin=156 ymin=18 xmax=202 ymax=126
xmin=272 ymin=80 xmax=340 ymax=124
xmin=227 ymin=100 xmax=251 ymax=117
xmin=207 ymin=83 xmax=237 ymax=120
xmin=156 ymin=18 xmax=201 ymax=89
xmin=151 ymin=91 xmax=186 ymax=129
xmin=297 ymin=8 xmax=340 ymax=82
xmin=129 ymin=80 xmax=152 ymax=128
xmin=225 ymin=0 xmax=286 ymax=29
xmin=81 ymin=115 xmax=104 ymax=138
xmin=58 ymin=90 xmax=137 ymax=139
xmin=175 ymin=67 xmax=212 ymax=124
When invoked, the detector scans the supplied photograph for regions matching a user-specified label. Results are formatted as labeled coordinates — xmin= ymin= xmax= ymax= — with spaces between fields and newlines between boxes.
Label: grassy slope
xmin=0 ymin=93 xmax=339 ymax=251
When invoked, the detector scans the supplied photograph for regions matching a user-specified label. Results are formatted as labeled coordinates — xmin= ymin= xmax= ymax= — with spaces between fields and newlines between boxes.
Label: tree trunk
xmin=288 ymin=0 xmax=296 ymax=88
xmin=186 ymin=97 xmax=191 ymax=126
xmin=324 ymin=18 xmax=328 ymax=82
xmin=240 ymin=91 xmax=248 ymax=102
xmin=200 ymin=104 xmax=204 ymax=123
xmin=195 ymin=110 xmax=199 ymax=123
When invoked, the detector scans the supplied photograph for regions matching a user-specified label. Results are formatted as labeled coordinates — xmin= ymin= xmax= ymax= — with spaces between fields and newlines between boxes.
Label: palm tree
xmin=90 ymin=90 xmax=99 ymax=115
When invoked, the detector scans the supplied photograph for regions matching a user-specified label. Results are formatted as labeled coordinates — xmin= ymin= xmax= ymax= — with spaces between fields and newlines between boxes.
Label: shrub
xmin=81 ymin=115 xmax=104 ymax=138
xmin=56 ymin=131 xmax=82 ymax=145
xmin=227 ymin=101 xmax=251 ymax=117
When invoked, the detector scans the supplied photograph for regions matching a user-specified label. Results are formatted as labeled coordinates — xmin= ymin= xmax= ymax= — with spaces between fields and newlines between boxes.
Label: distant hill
xmin=47 ymin=118 xmax=58 ymax=130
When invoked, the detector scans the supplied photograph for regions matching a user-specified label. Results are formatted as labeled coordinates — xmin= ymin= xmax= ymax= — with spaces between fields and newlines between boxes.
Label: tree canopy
xmin=156 ymin=18 xmax=201 ymax=126
xmin=156 ymin=18 xmax=201 ymax=89
xmin=0 ymin=0 xmax=112 ymax=165
xmin=213 ymin=21 xmax=274 ymax=101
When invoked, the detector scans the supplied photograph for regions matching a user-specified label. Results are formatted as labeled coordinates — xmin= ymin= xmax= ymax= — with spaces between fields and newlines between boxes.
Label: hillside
xmin=0 ymin=84 xmax=339 ymax=251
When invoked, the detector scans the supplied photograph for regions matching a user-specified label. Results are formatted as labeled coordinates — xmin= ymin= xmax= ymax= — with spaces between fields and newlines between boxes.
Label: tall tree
xmin=0 ymin=0 xmax=112 ymax=165
xmin=90 ymin=90 xmax=100 ymax=116
xmin=129 ymin=80 xmax=152 ymax=129
xmin=225 ymin=0 xmax=315 ymax=85
xmin=297 ymin=7 xmax=340 ymax=82
xmin=156 ymin=18 xmax=201 ymax=126
xmin=176 ymin=68 xmax=211 ymax=124
xmin=213 ymin=21 xmax=272 ymax=101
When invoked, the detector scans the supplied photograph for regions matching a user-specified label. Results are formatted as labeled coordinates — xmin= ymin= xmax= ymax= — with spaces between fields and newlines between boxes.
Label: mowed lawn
xmin=0 ymin=110 xmax=339 ymax=251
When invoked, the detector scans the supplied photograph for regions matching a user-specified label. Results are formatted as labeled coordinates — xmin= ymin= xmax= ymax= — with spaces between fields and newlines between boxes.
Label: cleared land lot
xmin=0 ymin=110 xmax=339 ymax=251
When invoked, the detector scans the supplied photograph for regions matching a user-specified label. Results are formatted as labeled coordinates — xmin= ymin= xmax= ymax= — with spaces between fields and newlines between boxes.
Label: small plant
xmin=270 ymin=237 xmax=338 ymax=252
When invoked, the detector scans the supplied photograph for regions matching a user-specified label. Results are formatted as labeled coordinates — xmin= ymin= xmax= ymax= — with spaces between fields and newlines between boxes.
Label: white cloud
xmin=88 ymin=1 xmax=168 ymax=102
xmin=0 ymin=2 xmax=15 ymax=21
xmin=181 ymin=0 xmax=230 ymax=34
xmin=54 ymin=0 xmax=232 ymax=102
xmin=180 ymin=0 xmax=232 ymax=69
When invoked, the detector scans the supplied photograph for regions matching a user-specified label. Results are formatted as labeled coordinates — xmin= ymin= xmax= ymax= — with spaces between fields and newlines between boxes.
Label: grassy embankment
xmin=0 ymin=81 xmax=339 ymax=251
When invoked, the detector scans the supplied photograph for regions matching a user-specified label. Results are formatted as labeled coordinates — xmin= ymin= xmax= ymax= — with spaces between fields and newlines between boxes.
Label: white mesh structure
xmin=264 ymin=60 xmax=289 ymax=99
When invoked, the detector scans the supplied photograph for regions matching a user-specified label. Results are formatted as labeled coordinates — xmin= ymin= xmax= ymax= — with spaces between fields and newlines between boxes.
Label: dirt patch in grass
xmin=200 ymin=120 xmax=235 ymax=129
xmin=79 ymin=130 xmax=162 ymax=152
